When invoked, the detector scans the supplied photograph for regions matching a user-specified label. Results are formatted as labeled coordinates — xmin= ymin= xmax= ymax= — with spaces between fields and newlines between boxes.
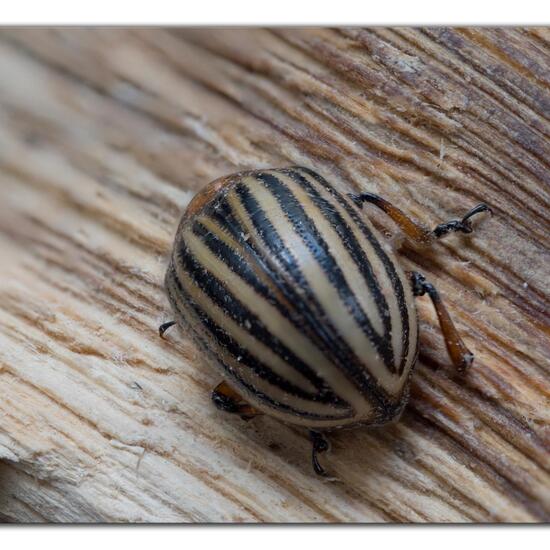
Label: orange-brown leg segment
xmin=409 ymin=271 xmax=474 ymax=373
xmin=349 ymin=193 xmax=492 ymax=245
xmin=211 ymin=380 xmax=262 ymax=421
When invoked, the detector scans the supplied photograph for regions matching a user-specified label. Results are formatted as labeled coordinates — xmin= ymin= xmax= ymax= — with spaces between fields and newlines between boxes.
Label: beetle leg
xmin=159 ymin=321 xmax=176 ymax=338
xmin=211 ymin=380 xmax=262 ymax=421
xmin=409 ymin=271 xmax=474 ymax=373
xmin=433 ymin=203 xmax=493 ymax=238
xmin=309 ymin=430 xmax=330 ymax=476
xmin=349 ymin=192 xmax=492 ymax=245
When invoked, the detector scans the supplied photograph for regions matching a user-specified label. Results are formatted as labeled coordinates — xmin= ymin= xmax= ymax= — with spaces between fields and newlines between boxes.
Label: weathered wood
xmin=0 ymin=28 xmax=548 ymax=523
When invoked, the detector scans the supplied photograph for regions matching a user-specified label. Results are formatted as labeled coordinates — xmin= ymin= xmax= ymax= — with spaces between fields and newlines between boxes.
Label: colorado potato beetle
xmin=161 ymin=166 xmax=491 ymax=475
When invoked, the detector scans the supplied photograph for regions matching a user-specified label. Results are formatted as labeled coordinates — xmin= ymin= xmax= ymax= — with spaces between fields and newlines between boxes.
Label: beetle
xmin=160 ymin=166 xmax=491 ymax=475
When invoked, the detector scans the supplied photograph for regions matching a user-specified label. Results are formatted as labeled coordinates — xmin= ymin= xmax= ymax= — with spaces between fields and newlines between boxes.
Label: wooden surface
xmin=0 ymin=27 xmax=548 ymax=523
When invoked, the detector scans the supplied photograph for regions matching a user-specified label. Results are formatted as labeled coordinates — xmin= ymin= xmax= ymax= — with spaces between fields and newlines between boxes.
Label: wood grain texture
xmin=0 ymin=27 xmax=548 ymax=523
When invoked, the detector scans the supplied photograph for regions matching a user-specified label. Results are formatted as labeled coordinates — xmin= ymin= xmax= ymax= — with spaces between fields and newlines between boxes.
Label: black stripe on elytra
xmin=285 ymin=168 xmax=396 ymax=372
xmin=235 ymin=177 xmax=397 ymax=415
xmin=209 ymin=196 xmax=250 ymax=246
xmin=207 ymin=193 xmax=378 ymax=401
xmin=296 ymin=166 xmax=411 ymax=375
xmin=166 ymin=265 xmax=353 ymax=420
xmin=175 ymin=238 xmax=350 ymax=406
xmin=190 ymin=219 xmax=350 ymax=405
xmin=256 ymin=172 xmax=397 ymax=372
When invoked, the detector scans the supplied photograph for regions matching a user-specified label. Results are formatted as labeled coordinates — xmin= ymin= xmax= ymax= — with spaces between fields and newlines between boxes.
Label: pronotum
xmin=161 ymin=166 xmax=491 ymax=475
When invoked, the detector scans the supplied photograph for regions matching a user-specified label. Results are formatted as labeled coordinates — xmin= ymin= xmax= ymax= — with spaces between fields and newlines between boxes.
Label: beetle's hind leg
xmin=349 ymin=192 xmax=492 ymax=245
xmin=409 ymin=271 xmax=474 ymax=373
xmin=212 ymin=380 xmax=262 ymax=421
xmin=309 ymin=430 xmax=330 ymax=476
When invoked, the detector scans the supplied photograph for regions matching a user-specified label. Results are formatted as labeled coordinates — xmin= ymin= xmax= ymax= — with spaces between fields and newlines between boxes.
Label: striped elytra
xmin=164 ymin=166 xmax=419 ymax=430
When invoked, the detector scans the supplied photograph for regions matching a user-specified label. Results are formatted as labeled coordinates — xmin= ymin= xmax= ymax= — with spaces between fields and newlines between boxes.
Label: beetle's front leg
xmin=212 ymin=380 xmax=262 ymax=421
xmin=158 ymin=321 xmax=176 ymax=338
xmin=349 ymin=192 xmax=492 ymax=245
xmin=409 ymin=271 xmax=474 ymax=373
xmin=432 ymin=203 xmax=493 ymax=238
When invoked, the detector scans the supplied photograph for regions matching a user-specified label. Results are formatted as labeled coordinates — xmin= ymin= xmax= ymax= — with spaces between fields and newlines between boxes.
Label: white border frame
xmin=1 ymin=1 xmax=549 ymax=25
